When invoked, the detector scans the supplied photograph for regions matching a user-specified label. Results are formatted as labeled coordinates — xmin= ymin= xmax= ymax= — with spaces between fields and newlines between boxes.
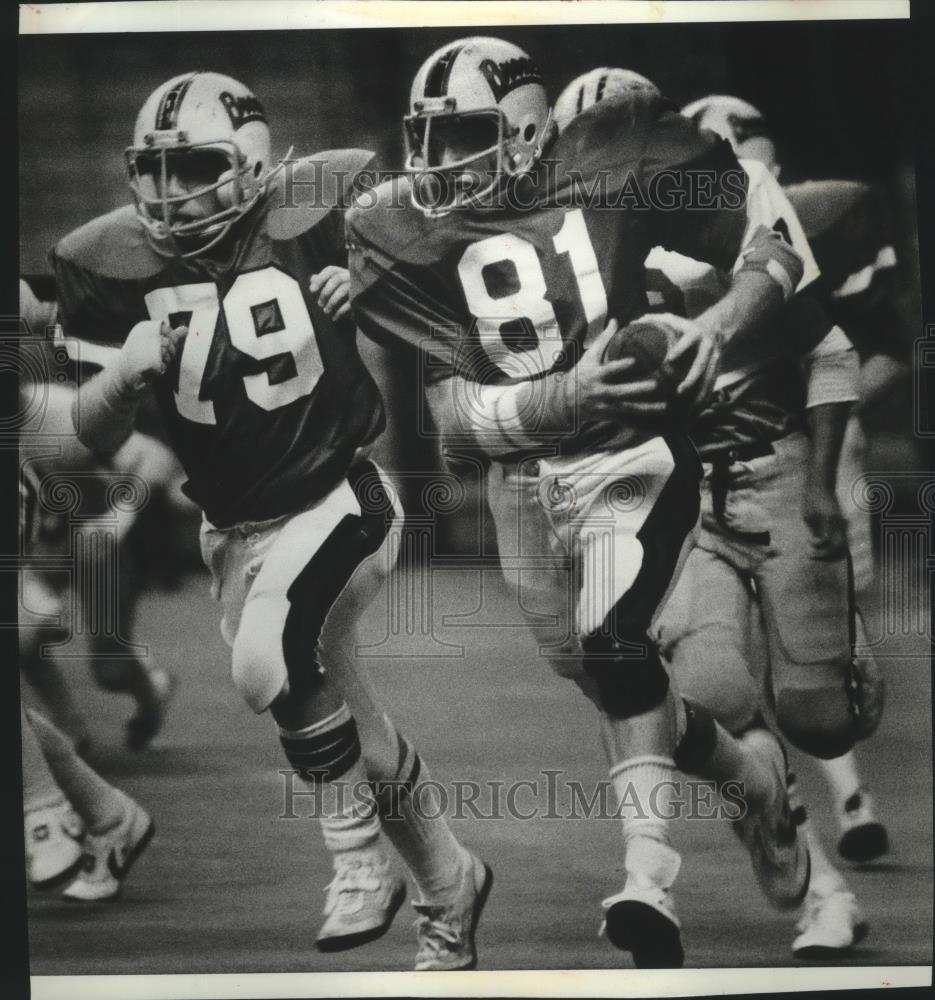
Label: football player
xmin=558 ymin=69 xmax=875 ymax=956
xmin=54 ymin=72 xmax=486 ymax=971
xmin=21 ymin=466 xmax=154 ymax=901
xmin=348 ymin=37 xmax=816 ymax=967
xmin=19 ymin=278 xmax=177 ymax=753
xmin=681 ymin=95 xmax=890 ymax=866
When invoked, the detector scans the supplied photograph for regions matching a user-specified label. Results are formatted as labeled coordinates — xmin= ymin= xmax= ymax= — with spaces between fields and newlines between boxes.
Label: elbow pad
xmin=734 ymin=224 xmax=805 ymax=302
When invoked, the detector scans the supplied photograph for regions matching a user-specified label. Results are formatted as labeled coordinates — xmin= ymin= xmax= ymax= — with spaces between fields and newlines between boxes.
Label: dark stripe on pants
xmin=281 ymin=462 xmax=394 ymax=692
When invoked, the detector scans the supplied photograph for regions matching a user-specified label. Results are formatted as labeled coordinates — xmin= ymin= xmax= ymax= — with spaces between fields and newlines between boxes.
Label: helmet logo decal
xmin=155 ymin=73 xmax=198 ymax=131
xmin=478 ymin=57 xmax=543 ymax=102
xmin=424 ymin=45 xmax=464 ymax=98
xmin=218 ymin=91 xmax=267 ymax=129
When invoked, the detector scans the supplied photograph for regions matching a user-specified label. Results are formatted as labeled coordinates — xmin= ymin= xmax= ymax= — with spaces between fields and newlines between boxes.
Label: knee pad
xmin=580 ymin=631 xmax=669 ymax=719
xmin=232 ymin=602 xmax=302 ymax=714
xmin=775 ymin=684 xmax=856 ymax=759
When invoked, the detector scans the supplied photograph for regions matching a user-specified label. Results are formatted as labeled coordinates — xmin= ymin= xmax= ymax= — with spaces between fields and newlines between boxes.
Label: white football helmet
xmin=404 ymin=37 xmax=552 ymax=216
xmin=126 ymin=71 xmax=272 ymax=258
xmin=553 ymin=67 xmax=660 ymax=133
xmin=680 ymin=94 xmax=780 ymax=177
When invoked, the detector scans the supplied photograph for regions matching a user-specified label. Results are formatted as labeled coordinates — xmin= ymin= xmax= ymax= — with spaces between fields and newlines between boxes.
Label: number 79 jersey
xmin=51 ymin=152 xmax=384 ymax=528
xmin=347 ymin=92 xmax=747 ymax=423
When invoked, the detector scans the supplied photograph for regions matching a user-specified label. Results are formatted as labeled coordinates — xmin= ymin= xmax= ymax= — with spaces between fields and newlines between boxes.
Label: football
xmin=601 ymin=316 xmax=684 ymax=383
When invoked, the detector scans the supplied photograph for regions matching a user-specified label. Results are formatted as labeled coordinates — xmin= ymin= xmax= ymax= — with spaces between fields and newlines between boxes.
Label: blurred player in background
xmin=556 ymin=67 xmax=874 ymax=958
xmin=53 ymin=72 xmax=485 ymax=971
xmin=681 ymin=94 xmax=891 ymax=866
xmin=348 ymin=36 xmax=820 ymax=968
xmin=21 ymin=466 xmax=154 ymax=902
xmin=556 ymin=67 xmax=884 ymax=957
xmin=19 ymin=277 xmax=179 ymax=754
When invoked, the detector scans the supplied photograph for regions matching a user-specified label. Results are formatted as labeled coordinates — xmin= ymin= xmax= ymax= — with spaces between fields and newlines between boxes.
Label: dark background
xmin=19 ymin=19 xmax=918 ymax=278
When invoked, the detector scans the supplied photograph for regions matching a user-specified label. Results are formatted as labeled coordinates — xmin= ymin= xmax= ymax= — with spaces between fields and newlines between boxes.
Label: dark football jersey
xmin=52 ymin=152 xmax=385 ymax=528
xmin=645 ymin=158 xmax=831 ymax=458
xmin=348 ymin=91 xmax=747 ymax=452
xmin=784 ymin=179 xmax=904 ymax=362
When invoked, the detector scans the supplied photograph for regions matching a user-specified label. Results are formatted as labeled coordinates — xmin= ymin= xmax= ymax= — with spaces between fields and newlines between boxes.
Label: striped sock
xmin=374 ymin=730 xmax=468 ymax=904
xmin=279 ymin=703 xmax=379 ymax=853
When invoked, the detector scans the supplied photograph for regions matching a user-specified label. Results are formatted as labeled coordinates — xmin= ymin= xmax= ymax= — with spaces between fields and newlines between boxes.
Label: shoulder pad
xmin=266 ymin=149 xmax=376 ymax=239
xmin=552 ymin=91 xmax=660 ymax=165
xmin=783 ymin=179 xmax=871 ymax=238
xmin=346 ymin=176 xmax=442 ymax=264
xmin=54 ymin=206 xmax=164 ymax=280
xmin=550 ymin=90 xmax=720 ymax=195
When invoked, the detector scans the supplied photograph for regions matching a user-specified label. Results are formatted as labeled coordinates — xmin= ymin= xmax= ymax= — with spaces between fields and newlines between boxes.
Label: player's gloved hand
xmin=654 ymin=312 xmax=723 ymax=416
xmin=116 ymin=320 xmax=188 ymax=393
xmin=803 ymin=476 xmax=849 ymax=561
xmin=309 ymin=266 xmax=351 ymax=322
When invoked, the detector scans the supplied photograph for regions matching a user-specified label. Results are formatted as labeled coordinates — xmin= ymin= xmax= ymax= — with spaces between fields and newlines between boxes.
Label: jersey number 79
xmin=144 ymin=266 xmax=323 ymax=425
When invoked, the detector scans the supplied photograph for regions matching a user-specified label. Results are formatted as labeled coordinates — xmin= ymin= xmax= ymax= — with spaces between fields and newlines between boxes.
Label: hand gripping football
xmin=601 ymin=315 xmax=685 ymax=384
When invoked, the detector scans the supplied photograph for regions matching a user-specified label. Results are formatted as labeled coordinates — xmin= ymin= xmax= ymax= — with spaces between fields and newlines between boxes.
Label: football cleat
xmin=837 ymin=790 xmax=889 ymax=864
xmin=412 ymin=851 xmax=493 ymax=971
xmin=601 ymin=837 xmax=683 ymax=968
xmin=792 ymin=875 xmax=869 ymax=958
xmin=126 ymin=665 xmax=177 ymax=752
xmin=601 ymin=883 xmax=684 ymax=969
xmin=316 ymin=846 xmax=407 ymax=952
xmin=732 ymin=729 xmax=811 ymax=910
xmin=62 ymin=796 xmax=154 ymax=902
xmin=25 ymin=799 xmax=85 ymax=890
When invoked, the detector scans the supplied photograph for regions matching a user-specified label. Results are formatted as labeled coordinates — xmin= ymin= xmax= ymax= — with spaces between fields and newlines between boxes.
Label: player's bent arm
xmin=802 ymin=326 xmax=858 ymax=491
xmin=693 ymin=226 xmax=805 ymax=346
xmin=800 ymin=327 xmax=857 ymax=559
xmin=71 ymin=319 xmax=186 ymax=456
xmin=423 ymin=319 xmax=664 ymax=460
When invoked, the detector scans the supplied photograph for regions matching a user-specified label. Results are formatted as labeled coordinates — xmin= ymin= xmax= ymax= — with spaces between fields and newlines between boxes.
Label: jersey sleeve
xmin=739 ymin=160 xmax=820 ymax=291
xmin=642 ymin=114 xmax=750 ymax=272
xmin=50 ymin=244 xmax=136 ymax=347
xmin=347 ymin=205 xmax=479 ymax=385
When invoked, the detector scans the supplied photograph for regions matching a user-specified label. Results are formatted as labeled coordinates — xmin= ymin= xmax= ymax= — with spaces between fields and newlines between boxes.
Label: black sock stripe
xmin=279 ymin=717 xmax=358 ymax=753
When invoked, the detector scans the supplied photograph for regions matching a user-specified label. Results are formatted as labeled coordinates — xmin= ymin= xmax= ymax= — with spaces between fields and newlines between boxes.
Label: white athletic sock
xmin=278 ymin=704 xmax=381 ymax=855
xmin=27 ymin=707 xmax=128 ymax=833
xmin=787 ymin=771 xmax=846 ymax=894
xmin=375 ymin=731 xmax=469 ymax=904
xmin=610 ymin=755 xmax=681 ymax=889
xmin=21 ymin=705 xmax=63 ymax=813
xmin=817 ymin=751 xmax=862 ymax=812
xmin=611 ymin=755 xmax=678 ymax=846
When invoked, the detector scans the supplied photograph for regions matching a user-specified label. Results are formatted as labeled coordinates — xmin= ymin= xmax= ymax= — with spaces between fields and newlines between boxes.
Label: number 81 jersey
xmin=51 ymin=152 xmax=384 ymax=528
xmin=347 ymin=91 xmax=747 ymax=449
